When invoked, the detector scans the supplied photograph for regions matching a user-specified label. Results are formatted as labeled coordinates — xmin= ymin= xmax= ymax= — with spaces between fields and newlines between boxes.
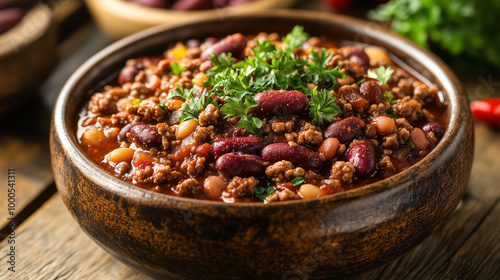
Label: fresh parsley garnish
xmin=356 ymin=78 xmax=366 ymax=85
xmin=309 ymin=87 xmax=342 ymax=126
xmin=132 ymin=98 xmax=142 ymax=105
xmin=406 ymin=138 xmax=415 ymax=149
xmin=159 ymin=102 xmax=167 ymax=110
xmin=305 ymin=48 xmax=345 ymax=88
xmin=178 ymin=90 xmax=217 ymax=123
xmin=171 ymin=61 xmax=187 ymax=76
xmin=291 ymin=177 xmax=305 ymax=187
xmin=367 ymin=66 xmax=394 ymax=86
xmin=384 ymin=91 xmax=396 ymax=105
xmin=167 ymin=86 xmax=194 ymax=100
xmin=283 ymin=25 xmax=309 ymax=53
xmin=206 ymin=53 xmax=235 ymax=77
xmin=254 ymin=185 xmax=275 ymax=201
xmin=220 ymin=96 xmax=262 ymax=135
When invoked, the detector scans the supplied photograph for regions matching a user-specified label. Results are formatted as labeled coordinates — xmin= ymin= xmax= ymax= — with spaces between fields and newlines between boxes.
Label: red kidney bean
xmin=118 ymin=66 xmax=139 ymax=85
xmin=324 ymin=117 xmax=365 ymax=144
xmin=128 ymin=0 xmax=169 ymax=8
xmin=422 ymin=122 xmax=444 ymax=138
xmin=261 ymin=143 xmax=323 ymax=170
xmin=130 ymin=124 xmax=162 ymax=149
xmin=348 ymin=46 xmax=370 ymax=71
xmin=347 ymin=139 xmax=376 ymax=177
xmin=119 ymin=121 xmax=144 ymax=141
xmin=171 ymin=0 xmax=213 ymax=10
xmin=216 ymin=153 xmax=265 ymax=178
xmin=0 ymin=8 xmax=24 ymax=34
xmin=339 ymin=85 xmax=369 ymax=111
xmin=203 ymin=37 xmax=219 ymax=47
xmin=248 ymin=90 xmax=309 ymax=118
xmin=199 ymin=60 xmax=215 ymax=72
xmin=212 ymin=136 xmax=264 ymax=158
xmin=200 ymin=33 xmax=247 ymax=61
xmin=359 ymin=80 xmax=384 ymax=104
xmin=186 ymin=39 xmax=202 ymax=49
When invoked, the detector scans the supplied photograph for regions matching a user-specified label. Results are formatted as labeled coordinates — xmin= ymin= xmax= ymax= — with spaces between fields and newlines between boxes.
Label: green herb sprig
xmin=309 ymin=87 xmax=342 ymax=126
xmin=254 ymin=185 xmax=275 ymax=201
xmin=367 ymin=66 xmax=394 ymax=86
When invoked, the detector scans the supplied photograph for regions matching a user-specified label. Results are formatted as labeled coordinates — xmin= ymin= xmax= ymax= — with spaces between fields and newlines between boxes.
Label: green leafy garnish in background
xmin=369 ymin=0 xmax=500 ymax=70
xmin=171 ymin=61 xmax=187 ymax=76
xmin=283 ymin=25 xmax=309 ymax=53
xmin=367 ymin=66 xmax=394 ymax=86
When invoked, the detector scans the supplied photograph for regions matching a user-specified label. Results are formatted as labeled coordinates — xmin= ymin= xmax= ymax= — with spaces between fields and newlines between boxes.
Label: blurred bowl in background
xmin=0 ymin=3 xmax=57 ymax=114
xmin=84 ymin=0 xmax=297 ymax=39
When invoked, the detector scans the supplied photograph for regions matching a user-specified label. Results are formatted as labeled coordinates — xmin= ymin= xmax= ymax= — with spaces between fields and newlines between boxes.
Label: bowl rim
xmin=53 ymin=9 xmax=465 ymax=209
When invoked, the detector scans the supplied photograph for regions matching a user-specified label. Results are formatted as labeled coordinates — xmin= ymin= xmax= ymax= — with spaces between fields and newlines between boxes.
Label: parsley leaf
xmin=291 ymin=177 xmax=305 ymax=187
xmin=220 ymin=96 xmax=262 ymax=135
xmin=367 ymin=66 xmax=394 ymax=86
xmin=406 ymin=138 xmax=415 ymax=149
xmin=178 ymin=90 xmax=216 ymax=123
xmin=283 ymin=25 xmax=309 ymax=53
xmin=159 ymin=102 xmax=167 ymax=110
xmin=171 ymin=61 xmax=187 ymax=76
xmin=132 ymin=98 xmax=142 ymax=105
xmin=309 ymin=87 xmax=342 ymax=126
xmin=306 ymin=48 xmax=345 ymax=88
xmin=254 ymin=185 xmax=275 ymax=201
xmin=206 ymin=53 xmax=235 ymax=77
xmin=167 ymin=86 xmax=194 ymax=100
xmin=384 ymin=91 xmax=396 ymax=105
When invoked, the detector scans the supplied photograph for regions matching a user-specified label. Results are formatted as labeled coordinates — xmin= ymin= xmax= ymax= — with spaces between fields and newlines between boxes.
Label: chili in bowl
xmin=51 ymin=10 xmax=473 ymax=279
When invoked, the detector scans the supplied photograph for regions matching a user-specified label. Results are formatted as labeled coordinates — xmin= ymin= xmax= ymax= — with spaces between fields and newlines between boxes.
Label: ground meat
xmin=88 ymin=87 xmax=128 ymax=114
xmin=193 ymin=125 xmax=215 ymax=143
xmin=129 ymin=80 xmax=151 ymax=99
xmin=391 ymin=78 xmax=412 ymax=99
xmin=265 ymin=160 xmax=305 ymax=183
xmin=265 ymin=189 xmax=299 ymax=203
xmin=152 ymin=164 xmax=174 ymax=184
xmin=186 ymin=157 xmax=206 ymax=176
xmin=412 ymin=80 xmax=438 ymax=103
xmin=297 ymin=122 xmax=323 ymax=145
xmin=175 ymin=178 xmax=201 ymax=197
xmin=226 ymin=176 xmax=259 ymax=198
xmin=330 ymin=161 xmax=355 ymax=183
xmin=133 ymin=166 xmax=154 ymax=184
xmin=115 ymin=162 xmax=130 ymax=174
xmin=392 ymin=96 xmax=422 ymax=122
xmin=199 ymin=104 xmax=220 ymax=127
xmin=271 ymin=117 xmax=295 ymax=133
xmin=129 ymin=99 xmax=165 ymax=122
xmin=379 ymin=155 xmax=396 ymax=173
xmin=382 ymin=133 xmax=399 ymax=149
xmin=367 ymin=102 xmax=391 ymax=119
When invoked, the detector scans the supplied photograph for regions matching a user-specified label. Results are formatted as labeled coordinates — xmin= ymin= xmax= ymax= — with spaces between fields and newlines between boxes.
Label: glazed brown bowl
xmin=50 ymin=10 xmax=473 ymax=279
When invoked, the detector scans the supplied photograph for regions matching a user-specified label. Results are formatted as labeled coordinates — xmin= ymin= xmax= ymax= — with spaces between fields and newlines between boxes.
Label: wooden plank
xmin=0 ymin=194 xmax=151 ymax=279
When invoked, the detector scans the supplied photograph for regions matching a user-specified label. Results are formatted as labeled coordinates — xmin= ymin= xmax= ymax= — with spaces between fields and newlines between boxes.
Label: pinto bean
xmin=348 ymin=46 xmax=370 ymax=71
xmin=410 ymin=128 xmax=429 ymax=150
xmin=359 ymin=80 xmax=384 ymax=104
xmin=248 ymin=90 xmax=309 ymax=118
xmin=298 ymin=184 xmax=322 ymax=199
xmin=324 ymin=117 xmax=365 ymax=144
xmin=212 ymin=136 xmax=263 ymax=158
xmin=347 ymin=139 xmax=376 ymax=177
xmin=339 ymin=85 xmax=369 ymax=111
xmin=203 ymin=176 xmax=228 ymax=200
xmin=200 ymin=33 xmax=247 ymax=60
xmin=422 ymin=122 xmax=444 ymax=138
xmin=318 ymin=138 xmax=340 ymax=162
xmin=261 ymin=143 xmax=323 ymax=170
xmin=216 ymin=153 xmax=265 ymax=178
xmin=130 ymin=124 xmax=162 ymax=149
xmin=171 ymin=0 xmax=213 ymax=10
xmin=373 ymin=116 xmax=396 ymax=135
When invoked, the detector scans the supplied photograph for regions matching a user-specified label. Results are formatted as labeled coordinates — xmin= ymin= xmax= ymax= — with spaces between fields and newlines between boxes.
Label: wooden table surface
xmin=1 ymin=0 xmax=499 ymax=279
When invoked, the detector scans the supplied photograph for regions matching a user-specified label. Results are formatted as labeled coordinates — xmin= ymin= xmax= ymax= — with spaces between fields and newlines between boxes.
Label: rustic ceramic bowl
xmin=50 ymin=10 xmax=473 ymax=279
xmin=84 ymin=0 xmax=297 ymax=39
xmin=0 ymin=3 xmax=56 ymax=114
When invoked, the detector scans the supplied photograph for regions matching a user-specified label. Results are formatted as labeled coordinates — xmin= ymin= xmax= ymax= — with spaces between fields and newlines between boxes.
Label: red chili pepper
xmin=470 ymin=98 xmax=500 ymax=128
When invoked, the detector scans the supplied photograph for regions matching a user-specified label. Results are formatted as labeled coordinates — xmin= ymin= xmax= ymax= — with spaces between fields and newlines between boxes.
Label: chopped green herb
xmin=367 ymin=66 xmax=394 ymax=86
xmin=305 ymin=48 xmax=345 ymax=88
xmin=167 ymin=86 xmax=194 ymax=100
xmin=171 ymin=61 xmax=187 ymax=76
xmin=356 ymin=78 xmax=366 ymax=85
xmin=159 ymin=102 xmax=167 ymax=110
xmin=389 ymin=112 xmax=398 ymax=119
xmin=206 ymin=53 xmax=235 ymax=77
xmin=309 ymin=87 xmax=342 ymax=126
xmin=291 ymin=177 xmax=306 ymax=187
xmin=384 ymin=91 xmax=396 ymax=105
xmin=406 ymin=138 xmax=415 ymax=149
xmin=220 ymin=96 xmax=262 ymax=135
xmin=178 ymin=90 xmax=216 ymax=123
xmin=283 ymin=25 xmax=309 ymax=53
xmin=132 ymin=98 xmax=142 ymax=105
xmin=254 ymin=185 xmax=275 ymax=201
